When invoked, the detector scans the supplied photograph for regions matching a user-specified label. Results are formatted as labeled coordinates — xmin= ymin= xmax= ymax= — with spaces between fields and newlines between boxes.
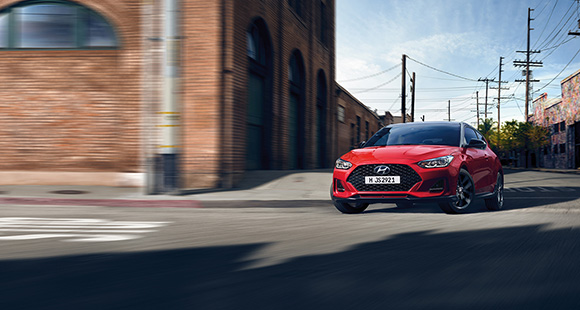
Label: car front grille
xmin=346 ymin=164 xmax=422 ymax=192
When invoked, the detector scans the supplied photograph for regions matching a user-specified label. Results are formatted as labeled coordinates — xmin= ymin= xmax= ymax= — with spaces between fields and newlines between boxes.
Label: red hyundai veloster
xmin=331 ymin=121 xmax=503 ymax=214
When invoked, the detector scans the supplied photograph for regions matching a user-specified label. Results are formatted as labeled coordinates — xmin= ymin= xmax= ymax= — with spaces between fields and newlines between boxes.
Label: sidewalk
xmin=3 ymin=167 xmax=576 ymax=209
xmin=0 ymin=170 xmax=334 ymax=208
xmin=505 ymin=166 xmax=580 ymax=174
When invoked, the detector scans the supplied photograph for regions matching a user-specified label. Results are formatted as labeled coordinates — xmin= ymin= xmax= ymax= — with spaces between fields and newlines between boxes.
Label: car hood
xmin=342 ymin=145 xmax=460 ymax=164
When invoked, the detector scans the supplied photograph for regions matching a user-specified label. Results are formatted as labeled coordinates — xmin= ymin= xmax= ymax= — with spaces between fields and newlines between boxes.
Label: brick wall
xmin=0 ymin=0 xmax=142 ymax=173
xmin=179 ymin=0 xmax=336 ymax=188
xmin=0 ymin=0 xmax=336 ymax=188
xmin=335 ymin=84 xmax=382 ymax=158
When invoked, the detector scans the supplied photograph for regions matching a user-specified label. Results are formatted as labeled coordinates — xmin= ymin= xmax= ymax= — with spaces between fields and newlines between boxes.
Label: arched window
xmin=246 ymin=19 xmax=272 ymax=170
xmin=247 ymin=24 xmax=266 ymax=66
xmin=0 ymin=1 xmax=118 ymax=49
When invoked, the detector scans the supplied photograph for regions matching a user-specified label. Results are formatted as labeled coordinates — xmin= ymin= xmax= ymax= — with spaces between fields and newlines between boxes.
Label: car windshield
xmin=365 ymin=123 xmax=461 ymax=147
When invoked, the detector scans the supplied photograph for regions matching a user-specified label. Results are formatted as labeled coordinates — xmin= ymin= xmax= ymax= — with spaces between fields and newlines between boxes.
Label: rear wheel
xmin=439 ymin=168 xmax=475 ymax=214
xmin=333 ymin=201 xmax=369 ymax=214
xmin=485 ymin=173 xmax=504 ymax=211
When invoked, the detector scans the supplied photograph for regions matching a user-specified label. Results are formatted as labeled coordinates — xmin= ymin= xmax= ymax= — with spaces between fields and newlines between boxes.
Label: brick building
xmin=0 ymin=0 xmax=336 ymax=189
xmin=532 ymin=68 xmax=580 ymax=169
xmin=335 ymin=84 xmax=382 ymax=157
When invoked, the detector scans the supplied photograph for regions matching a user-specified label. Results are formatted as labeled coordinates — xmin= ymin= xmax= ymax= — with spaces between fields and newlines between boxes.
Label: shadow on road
xmin=180 ymin=169 xmax=333 ymax=195
xmin=1 ymin=224 xmax=580 ymax=309
xmin=366 ymin=187 xmax=580 ymax=214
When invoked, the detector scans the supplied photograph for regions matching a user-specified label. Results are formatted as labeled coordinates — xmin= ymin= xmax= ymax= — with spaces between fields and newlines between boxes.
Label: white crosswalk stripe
xmin=0 ymin=217 xmax=169 ymax=242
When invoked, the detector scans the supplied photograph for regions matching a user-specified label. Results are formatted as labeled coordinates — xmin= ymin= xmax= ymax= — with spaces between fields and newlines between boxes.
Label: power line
xmin=420 ymin=75 xmax=476 ymax=82
xmin=338 ymin=63 xmax=400 ymax=82
xmin=533 ymin=0 xmax=552 ymax=17
xmin=406 ymin=56 xmax=478 ymax=81
xmin=352 ymin=73 xmax=402 ymax=94
xmin=540 ymin=36 xmax=577 ymax=61
xmin=535 ymin=47 xmax=580 ymax=93
xmin=534 ymin=1 xmax=576 ymax=51
xmin=347 ymin=85 xmax=481 ymax=92
xmin=532 ymin=0 xmax=559 ymax=48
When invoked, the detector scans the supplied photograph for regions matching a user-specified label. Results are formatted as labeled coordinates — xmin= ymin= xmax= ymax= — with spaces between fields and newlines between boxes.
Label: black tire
xmin=333 ymin=201 xmax=369 ymax=214
xmin=439 ymin=168 xmax=475 ymax=214
xmin=485 ymin=172 xmax=504 ymax=211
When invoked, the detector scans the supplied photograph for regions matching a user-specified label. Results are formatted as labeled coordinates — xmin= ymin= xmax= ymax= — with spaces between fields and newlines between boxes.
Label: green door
xmin=247 ymin=73 xmax=265 ymax=170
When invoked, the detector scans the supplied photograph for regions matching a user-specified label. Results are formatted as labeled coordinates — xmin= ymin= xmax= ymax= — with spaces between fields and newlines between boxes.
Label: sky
xmin=336 ymin=0 xmax=580 ymax=126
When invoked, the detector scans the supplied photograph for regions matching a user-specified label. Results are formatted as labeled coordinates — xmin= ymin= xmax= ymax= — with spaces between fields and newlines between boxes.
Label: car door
xmin=475 ymin=129 xmax=495 ymax=191
xmin=462 ymin=126 xmax=488 ymax=193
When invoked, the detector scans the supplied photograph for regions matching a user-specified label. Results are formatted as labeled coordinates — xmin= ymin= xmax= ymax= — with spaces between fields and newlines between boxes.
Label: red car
xmin=331 ymin=122 xmax=503 ymax=214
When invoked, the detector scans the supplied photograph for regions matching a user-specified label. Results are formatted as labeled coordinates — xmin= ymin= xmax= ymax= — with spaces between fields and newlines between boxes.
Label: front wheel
xmin=333 ymin=201 xmax=369 ymax=214
xmin=485 ymin=173 xmax=504 ymax=211
xmin=439 ymin=168 xmax=475 ymax=214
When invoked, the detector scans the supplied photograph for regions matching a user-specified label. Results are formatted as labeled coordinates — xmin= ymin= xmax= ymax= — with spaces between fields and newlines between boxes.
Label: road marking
xmin=504 ymin=197 xmax=578 ymax=199
xmin=0 ymin=217 xmax=169 ymax=242
xmin=504 ymin=187 xmax=579 ymax=193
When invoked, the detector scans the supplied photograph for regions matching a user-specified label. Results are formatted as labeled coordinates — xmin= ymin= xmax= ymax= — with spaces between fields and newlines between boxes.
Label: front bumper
xmin=332 ymin=162 xmax=461 ymax=204
xmin=331 ymin=193 xmax=457 ymax=205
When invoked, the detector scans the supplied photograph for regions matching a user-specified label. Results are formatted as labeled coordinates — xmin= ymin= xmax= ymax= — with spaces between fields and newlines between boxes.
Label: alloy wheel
xmin=454 ymin=172 xmax=474 ymax=210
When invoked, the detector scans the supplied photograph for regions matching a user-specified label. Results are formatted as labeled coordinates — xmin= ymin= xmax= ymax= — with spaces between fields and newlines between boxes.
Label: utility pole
xmin=411 ymin=72 xmax=416 ymax=122
xmin=448 ymin=100 xmax=451 ymax=122
xmin=495 ymin=56 xmax=507 ymax=143
xmin=497 ymin=56 xmax=503 ymax=135
xmin=476 ymin=91 xmax=480 ymax=128
xmin=514 ymin=7 xmax=542 ymax=122
xmin=158 ymin=0 xmax=182 ymax=193
xmin=569 ymin=2 xmax=580 ymax=36
xmin=478 ymin=78 xmax=494 ymax=119
xmin=402 ymin=54 xmax=407 ymax=123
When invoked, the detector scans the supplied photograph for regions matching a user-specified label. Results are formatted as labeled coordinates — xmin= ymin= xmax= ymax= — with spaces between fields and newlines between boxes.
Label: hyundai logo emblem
xmin=374 ymin=165 xmax=390 ymax=175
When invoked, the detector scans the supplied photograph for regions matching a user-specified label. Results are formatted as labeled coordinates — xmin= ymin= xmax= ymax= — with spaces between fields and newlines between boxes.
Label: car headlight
xmin=335 ymin=158 xmax=353 ymax=170
xmin=417 ymin=155 xmax=454 ymax=169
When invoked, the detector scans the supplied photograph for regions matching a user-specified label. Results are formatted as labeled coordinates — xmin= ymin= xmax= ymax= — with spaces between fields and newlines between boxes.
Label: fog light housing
xmin=335 ymin=179 xmax=346 ymax=192
xmin=429 ymin=179 xmax=445 ymax=192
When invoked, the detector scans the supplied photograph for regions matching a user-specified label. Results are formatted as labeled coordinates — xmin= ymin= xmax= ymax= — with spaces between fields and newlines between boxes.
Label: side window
xmin=474 ymin=129 xmax=486 ymax=143
xmin=464 ymin=127 xmax=478 ymax=146
xmin=0 ymin=13 xmax=7 ymax=48
xmin=0 ymin=1 xmax=118 ymax=50
xmin=337 ymin=105 xmax=345 ymax=123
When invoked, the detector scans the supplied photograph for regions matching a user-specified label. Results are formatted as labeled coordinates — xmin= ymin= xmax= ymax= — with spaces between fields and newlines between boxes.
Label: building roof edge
xmin=335 ymin=82 xmax=381 ymax=121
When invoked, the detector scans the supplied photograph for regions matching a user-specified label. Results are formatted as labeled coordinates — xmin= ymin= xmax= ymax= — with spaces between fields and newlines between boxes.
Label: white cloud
xmin=336 ymin=57 xmax=384 ymax=82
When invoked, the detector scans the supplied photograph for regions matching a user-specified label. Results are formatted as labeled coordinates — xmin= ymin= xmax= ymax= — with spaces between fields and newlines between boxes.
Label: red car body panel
xmin=331 ymin=122 xmax=502 ymax=207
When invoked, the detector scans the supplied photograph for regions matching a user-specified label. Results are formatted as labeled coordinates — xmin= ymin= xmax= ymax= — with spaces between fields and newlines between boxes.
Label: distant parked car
xmin=331 ymin=122 xmax=503 ymax=214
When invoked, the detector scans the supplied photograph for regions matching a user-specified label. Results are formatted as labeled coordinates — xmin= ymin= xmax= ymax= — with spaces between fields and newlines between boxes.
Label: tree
xmin=500 ymin=120 xmax=524 ymax=151
xmin=526 ymin=123 xmax=550 ymax=150
xmin=478 ymin=118 xmax=497 ymax=149
xmin=498 ymin=120 xmax=550 ymax=167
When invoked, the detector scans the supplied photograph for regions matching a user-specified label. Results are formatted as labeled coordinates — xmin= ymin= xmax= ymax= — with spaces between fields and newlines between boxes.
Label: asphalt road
xmin=1 ymin=169 xmax=580 ymax=309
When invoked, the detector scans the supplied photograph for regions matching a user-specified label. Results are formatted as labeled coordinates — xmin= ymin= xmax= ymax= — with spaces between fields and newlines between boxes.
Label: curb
xmin=504 ymin=167 xmax=580 ymax=174
xmin=0 ymin=197 xmax=202 ymax=208
xmin=0 ymin=197 xmax=332 ymax=209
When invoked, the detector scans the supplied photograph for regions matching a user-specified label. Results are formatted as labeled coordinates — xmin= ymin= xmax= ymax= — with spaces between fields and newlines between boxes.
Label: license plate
xmin=365 ymin=176 xmax=400 ymax=184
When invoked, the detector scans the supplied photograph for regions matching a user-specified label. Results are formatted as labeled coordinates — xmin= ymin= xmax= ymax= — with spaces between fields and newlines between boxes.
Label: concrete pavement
xmin=0 ymin=170 xmax=333 ymax=208
xmin=2 ymin=167 xmax=580 ymax=208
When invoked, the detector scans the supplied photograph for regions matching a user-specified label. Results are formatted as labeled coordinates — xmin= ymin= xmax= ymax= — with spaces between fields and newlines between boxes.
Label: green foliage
xmin=478 ymin=118 xmax=497 ymax=148
xmin=498 ymin=120 xmax=550 ymax=152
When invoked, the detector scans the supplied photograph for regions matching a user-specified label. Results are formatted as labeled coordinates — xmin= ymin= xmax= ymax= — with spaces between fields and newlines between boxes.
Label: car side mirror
xmin=358 ymin=141 xmax=366 ymax=148
xmin=466 ymin=138 xmax=486 ymax=149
